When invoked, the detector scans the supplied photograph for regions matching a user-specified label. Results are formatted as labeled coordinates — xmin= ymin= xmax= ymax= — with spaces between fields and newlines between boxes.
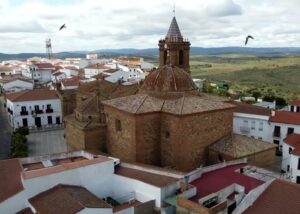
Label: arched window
xmin=179 ymin=50 xmax=184 ymax=65
xmin=164 ymin=50 xmax=168 ymax=65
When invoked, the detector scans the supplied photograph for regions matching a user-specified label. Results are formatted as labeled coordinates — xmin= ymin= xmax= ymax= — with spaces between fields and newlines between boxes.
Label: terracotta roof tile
xmin=0 ymin=66 xmax=13 ymax=72
xmin=35 ymin=63 xmax=55 ymax=70
xmin=29 ymin=184 xmax=112 ymax=214
xmin=0 ymin=159 xmax=24 ymax=203
xmin=291 ymin=147 xmax=300 ymax=156
xmin=232 ymin=101 xmax=272 ymax=116
xmin=6 ymin=89 xmax=59 ymax=102
xmin=15 ymin=207 xmax=34 ymax=214
xmin=284 ymin=133 xmax=300 ymax=147
xmin=61 ymin=76 xmax=81 ymax=87
xmin=270 ymin=111 xmax=300 ymax=125
xmin=289 ymin=101 xmax=300 ymax=106
xmin=210 ymin=134 xmax=277 ymax=158
xmin=244 ymin=179 xmax=300 ymax=214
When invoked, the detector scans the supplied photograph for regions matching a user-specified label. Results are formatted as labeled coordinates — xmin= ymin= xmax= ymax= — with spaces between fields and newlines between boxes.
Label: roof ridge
xmin=135 ymin=94 xmax=148 ymax=114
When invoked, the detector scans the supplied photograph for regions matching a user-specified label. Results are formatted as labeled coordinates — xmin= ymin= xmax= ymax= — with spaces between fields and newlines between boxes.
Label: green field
xmin=189 ymin=54 xmax=300 ymax=101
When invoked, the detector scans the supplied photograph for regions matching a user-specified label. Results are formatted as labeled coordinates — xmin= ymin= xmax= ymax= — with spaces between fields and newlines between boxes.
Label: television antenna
xmin=45 ymin=38 xmax=53 ymax=59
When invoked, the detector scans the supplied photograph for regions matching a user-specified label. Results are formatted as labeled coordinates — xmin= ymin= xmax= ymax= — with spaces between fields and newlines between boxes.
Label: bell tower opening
xmin=158 ymin=16 xmax=191 ymax=74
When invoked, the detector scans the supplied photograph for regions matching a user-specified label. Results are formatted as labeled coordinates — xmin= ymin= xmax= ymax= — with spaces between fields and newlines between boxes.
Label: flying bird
xmin=245 ymin=35 xmax=254 ymax=46
xmin=59 ymin=24 xmax=66 ymax=31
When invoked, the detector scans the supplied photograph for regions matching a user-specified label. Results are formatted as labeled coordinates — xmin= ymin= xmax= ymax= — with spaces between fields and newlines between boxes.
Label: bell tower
xmin=159 ymin=16 xmax=191 ymax=73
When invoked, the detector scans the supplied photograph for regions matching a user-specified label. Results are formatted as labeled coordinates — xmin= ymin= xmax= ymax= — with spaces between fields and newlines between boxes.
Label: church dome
xmin=140 ymin=65 xmax=198 ymax=98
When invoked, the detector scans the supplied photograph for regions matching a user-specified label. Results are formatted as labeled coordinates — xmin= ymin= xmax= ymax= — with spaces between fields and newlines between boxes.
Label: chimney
xmin=271 ymin=110 xmax=276 ymax=117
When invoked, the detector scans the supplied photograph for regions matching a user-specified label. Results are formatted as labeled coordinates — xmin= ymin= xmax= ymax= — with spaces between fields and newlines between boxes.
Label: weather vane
xmin=173 ymin=4 xmax=176 ymax=16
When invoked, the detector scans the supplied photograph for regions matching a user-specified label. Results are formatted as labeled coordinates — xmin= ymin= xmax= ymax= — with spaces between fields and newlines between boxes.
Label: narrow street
xmin=0 ymin=96 xmax=11 ymax=159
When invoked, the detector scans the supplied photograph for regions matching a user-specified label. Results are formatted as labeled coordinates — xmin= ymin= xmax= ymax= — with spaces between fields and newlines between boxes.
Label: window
xmin=274 ymin=126 xmax=281 ymax=137
xmin=251 ymin=121 xmax=255 ymax=130
xmin=115 ymin=119 xmax=122 ymax=131
xmin=46 ymin=104 xmax=51 ymax=109
xmin=297 ymin=106 xmax=300 ymax=113
xmin=298 ymin=158 xmax=300 ymax=170
xmin=21 ymin=106 xmax=26 ymax=112
xmin=287 ymin=127 xmax=294 ymax=136
xmin=291 ymin=106 xmax=294 ymax=112
xmin=289 ymin=147 xmax=293 ymax=154
xmin=297 ymin=176 xmax=300 ymax=184
xmin=259 ymin=122 xmax=263 ymax=131
xmin=179 ymin=50 xmax=184 ymax=65
xmin=287 ymin=165 xmax=290 ymax=172
xmin=165 ymin=131 xmax=170 ymax=138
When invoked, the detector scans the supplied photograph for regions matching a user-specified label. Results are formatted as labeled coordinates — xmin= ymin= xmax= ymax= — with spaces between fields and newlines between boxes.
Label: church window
xmin=165 ymin=131 xmax=170 ymax=138
xmin=179 ymin=50 xmax=184 ymax=65
xmin=115 ymin=119 xmax=122 ymax=131
xmin=164 ymin=50 xmax=167 ymax=65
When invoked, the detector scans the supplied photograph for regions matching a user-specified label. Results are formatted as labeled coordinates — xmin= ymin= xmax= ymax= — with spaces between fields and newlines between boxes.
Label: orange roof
xmin=35 ymin=63 xmax=55 ymax=70
xmin=232 ymin=101 xmax=271 ymax=116
xmin=289 ymin=101 xmax=300 ymax=106
xmin=284 ymin=133 xmax=300 ymax=147
xmin=6 ymin=89 xmax=59 ymax=102
xmin=244 ymin=179 xmax=300 ymax=214
xmin=291 ymin=147 xmax=300 ymax=156
xmin=0 ymin=159 xmax=24 ymax=202
xmin=270 ymin=111 xmax=300 ymax=125
xmin=61 ymin=76 xmax=80 ymax=87
xmin=85 ymin=64 xmax=107 ymax=69
xmin=29 ymin=184 xmax=111 ymax=214
xmin=0 ymin=66 xmax=13 ymax=72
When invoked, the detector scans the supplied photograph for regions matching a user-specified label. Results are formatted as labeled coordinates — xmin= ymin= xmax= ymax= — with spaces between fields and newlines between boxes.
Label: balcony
xmin=273 ymin=132 xmax=281 ymax=138
xmin=20 ymin=111 xmax=28 ymax=116
xmin=46 ymin=108 xmax=54 ymax=113
xmin=240 ymin=126 xmax=250 ymax=134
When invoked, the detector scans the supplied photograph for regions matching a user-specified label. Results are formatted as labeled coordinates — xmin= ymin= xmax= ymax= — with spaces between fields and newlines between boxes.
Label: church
xmin=101 ymin=16 xmax=235 ymax=171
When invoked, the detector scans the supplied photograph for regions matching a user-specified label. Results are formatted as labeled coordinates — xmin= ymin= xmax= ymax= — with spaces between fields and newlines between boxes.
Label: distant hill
xmin=1 ymin=47 xmax=300 ymax=60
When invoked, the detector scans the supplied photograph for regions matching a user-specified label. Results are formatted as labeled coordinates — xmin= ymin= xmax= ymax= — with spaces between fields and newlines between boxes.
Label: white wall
xmin=282 ymin=142 xmax=293 ymax=172
xmin=269 ymin=122 xmax=300 ymax=149
xmin=6 ymin=98 xmax=62 ymax=128
xmin=0 ymin=191 xmax=29 ymax=214
xmin=290 ymin=154 xmax=300 ymax=183
xmin=77 ymin=208 xmax=113 ymax=214
xmin=2 ymin=80 xmax=33 ymax=92
xmin=233 ymin=113 xmax=271 ymax=141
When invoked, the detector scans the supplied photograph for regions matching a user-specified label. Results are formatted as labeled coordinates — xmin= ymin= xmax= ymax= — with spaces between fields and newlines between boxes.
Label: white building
xmin=105 ymin=65 xmax=145 ymax=83
xmin=22 ymin=63 xmax=55 ymax=85
xmin=233 ymin=102 xmax=272 ymax=142
xmin=51 ymin=71 xmax=67 ymax=83
xmin=0 ymin=66 xmax=14 ymax=76
xmin=0 ymin=76 xmax=33 ymax=94
xmin=86 ymin=52 xmax=98 ymax=59
xmin=0 ymin=151 xmax=183 ymax=214
xmin=84 ymin=64 xmax=111 ymax=78
xmin=61 ymin=76 xmax=80 ymax=90
xmin=5 ymin=89 xmax=62 ymax=129
xmin=269 ymin=111 xmax=300 ymax=152
xmin=288 ymin=101 xmax=300 ymax=112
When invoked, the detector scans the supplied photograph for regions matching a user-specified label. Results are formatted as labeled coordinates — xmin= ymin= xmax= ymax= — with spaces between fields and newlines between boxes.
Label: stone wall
xmin=172 ymin=109 xmax=233 ymax=171
xmin=135 ymin=113 xmax=161 ymax=165
xmin=65 ymin=118 xmax=86 ymax=151
xmin=57 ymin=89 xmax=77 ymax=117
xmin=105 ymin=106 xmax=137 ymax=162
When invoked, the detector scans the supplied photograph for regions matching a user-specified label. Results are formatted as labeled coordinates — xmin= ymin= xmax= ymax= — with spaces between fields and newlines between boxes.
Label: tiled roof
xmin=61 ymin=76 xmax=80 ymax=87
xmin=115 ymin=166 xmax=178 ymax=187
xmin=35 ymin=63 xmax=55 ymax=70
xmin=210 ymin=134 xmax=277 ymax=158
xmin=29 ymin=184 xmax=112 ymax=214
xmin=284 ymin=133 xmax=300 ymax=147
xmin=0 ymin=66 xmax=13 ymax=72
xmin=0 ymin=159 xmax=24 ymax=203
xmin=140 ymin=65 xmax=198 ymax=95
xmin=0 ymin=75 xmax=32 ymax=84
xmin=244 ymin=179 xmax=300 ymax=214
xmin=16 ymin=208 xmax=34 ymax=214
xmin=6 ymin=89 xmax=59 ymax=102
xmin=190 ymin=163 xmax=263 ymax=201
xmin=85 ymin=64 xmax=107 ymax=69
xmin=291 ymin=147 xmax=300 ymax=156
xmin=166 ymin=16 xmax=183 ymax=39
xmin=103 ymin=93 xmax=235 ymax=115
xmin=289 ymin=101 xmax=300 ymax=106
xmin=232 ymin=101 xmax=272 ymax=116
xmin=270 ymin=111 xmax=300 ymax=125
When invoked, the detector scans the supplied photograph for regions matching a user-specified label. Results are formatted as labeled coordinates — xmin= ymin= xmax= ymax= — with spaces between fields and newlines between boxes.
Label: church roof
xmin=103 ymin=93 xmax=235 ymax=115
xmin=140 ymin=65 xmax=198 ymax=97
xmin=166 ymin=16 xmax=183 ymax=39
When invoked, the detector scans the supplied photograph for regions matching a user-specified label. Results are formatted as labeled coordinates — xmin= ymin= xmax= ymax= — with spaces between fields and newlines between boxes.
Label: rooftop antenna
xmin=45 ymin=38 xmax=53 ymax=59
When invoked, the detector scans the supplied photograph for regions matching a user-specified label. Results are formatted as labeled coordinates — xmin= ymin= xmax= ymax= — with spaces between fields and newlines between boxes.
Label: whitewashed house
xmin=0 ymin=151 xmax=182 ymax=214
xmin=51 ymin=71 xmax=67 ymax=83
xmin=288 ymin=101 xmax=300 ymax=112
xmin=84 ymin=64 xmax=111 ymax=78
xmin=86 ymin=52 xmax=98 ymax=59
xmin=105 ymin=65 xmax=145 ymax=83
xmin=22 ymin=63 xmax=55 ymax=85
xmin=60 ymin=66 xmax=79 ymax=77
xmin=281 ymin=133 xmax=300 ymax=173
xmin=5 ymin=89 xmax=62 ymax=129
xmin=0 ymin=66 xmax=14 ymax=76
xmin=0 ymin=77 xmax=33 ymax=94
xmin=61 ymin=76 xmax=80 ymax=90
xmin=269 ymin=111 xmax=300 ymax=152
xmin=233 ymin=102 xmax=272 ymax=142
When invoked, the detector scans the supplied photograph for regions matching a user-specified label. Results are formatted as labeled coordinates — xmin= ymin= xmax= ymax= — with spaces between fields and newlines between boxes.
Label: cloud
xmin=206 ymin=0 xmax=242 ymax=17
xmin=0 ymin=21 xmax=47 ymax=33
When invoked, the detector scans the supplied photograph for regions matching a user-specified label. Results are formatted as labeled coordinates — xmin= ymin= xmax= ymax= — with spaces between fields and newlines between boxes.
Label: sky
xmin=1 ymin=0 xmax=300 ymax=53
